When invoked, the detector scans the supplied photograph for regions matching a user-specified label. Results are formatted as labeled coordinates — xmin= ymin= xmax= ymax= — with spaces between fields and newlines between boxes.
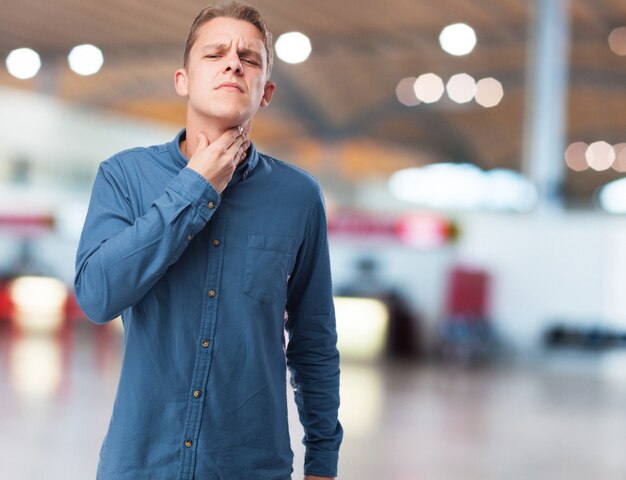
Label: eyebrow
xmin=201 ymin=43 xmax=229 ymax=52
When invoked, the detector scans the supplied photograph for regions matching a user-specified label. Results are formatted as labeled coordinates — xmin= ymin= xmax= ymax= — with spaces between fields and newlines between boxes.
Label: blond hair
xmin=183 ymin=2 xmax=274 ymax=77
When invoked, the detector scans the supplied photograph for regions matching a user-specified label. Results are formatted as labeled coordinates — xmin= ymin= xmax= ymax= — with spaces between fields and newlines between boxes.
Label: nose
xmin=224 ymin=53 xmax=243 ymax=75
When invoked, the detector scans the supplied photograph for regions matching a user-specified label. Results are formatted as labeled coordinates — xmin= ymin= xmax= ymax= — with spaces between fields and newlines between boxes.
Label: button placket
xmin=178 ymin=206 xmax=227 ymax=479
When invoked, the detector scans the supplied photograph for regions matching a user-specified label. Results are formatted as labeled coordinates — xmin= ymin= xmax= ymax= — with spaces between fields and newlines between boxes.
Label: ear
xmin=260 ymin=81 xmax=275 ymax=107
xmin=174 ymin=68 xmax=189 ymax=97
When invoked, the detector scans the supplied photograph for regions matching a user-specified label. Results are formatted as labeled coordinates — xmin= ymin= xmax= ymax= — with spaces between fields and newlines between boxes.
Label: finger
xmin=217 ymin=126 xmax=245 ymax=150
xmin=237 ymin=149 xmax=247 ymax=165
xmin=195 ymin=133 xmax=209 ymax=154
xmin=229 ymin=132 xmax=247 ymax=154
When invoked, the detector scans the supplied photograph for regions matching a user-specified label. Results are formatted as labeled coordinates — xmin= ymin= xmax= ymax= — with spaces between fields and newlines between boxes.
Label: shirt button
xmin=193 ymin=390 xmax=202 ymax=399
xmin=184 ymin=440 xmax=193 ymax=448
xmin=213 ymin=239 xmax=221 ymax=247
xmin=208 ymin=201 xmax=215 ymax=209
xmin=187 ymin=234 xmax=193 ymax=241
xmin=201 ymin=340 xmax=210 ymax=348
xmin=208 ymin=289 xmax=216 ymax=298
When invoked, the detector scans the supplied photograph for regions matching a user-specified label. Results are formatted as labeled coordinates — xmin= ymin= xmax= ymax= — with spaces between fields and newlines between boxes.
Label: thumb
xmin=195 ymin=133 xmax=209 ymax=154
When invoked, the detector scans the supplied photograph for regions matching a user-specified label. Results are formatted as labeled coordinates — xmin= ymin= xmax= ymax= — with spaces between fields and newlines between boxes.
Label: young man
xmin=74 ymin=2 xmax=342 ymax=479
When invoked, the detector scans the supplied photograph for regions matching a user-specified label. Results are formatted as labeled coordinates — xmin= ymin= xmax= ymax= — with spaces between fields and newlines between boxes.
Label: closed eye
xmin=242 ymin=58 xmax=260 ymax=66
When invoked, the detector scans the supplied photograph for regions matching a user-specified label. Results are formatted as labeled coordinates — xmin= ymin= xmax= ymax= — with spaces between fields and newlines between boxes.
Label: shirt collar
xmin=169 ymin=128 xmax=259 ymax=181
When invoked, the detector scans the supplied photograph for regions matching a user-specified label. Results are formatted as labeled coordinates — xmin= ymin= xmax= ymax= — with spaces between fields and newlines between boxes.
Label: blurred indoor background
xmin=2 ymin=0 xmax=626 ymax=478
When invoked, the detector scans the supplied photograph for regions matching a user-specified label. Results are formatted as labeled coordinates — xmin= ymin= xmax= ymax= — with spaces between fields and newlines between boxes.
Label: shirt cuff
xmin=304 ymin=449 xmax=339 ymax=478
xmin=167 ymin=167 xmax=221 ymax=222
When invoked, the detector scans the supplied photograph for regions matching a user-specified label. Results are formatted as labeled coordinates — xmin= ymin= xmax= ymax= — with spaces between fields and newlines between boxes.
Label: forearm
xmin=75 ymin=166 xmax=218 ymax=323
xmin=287 ymin=322 xmax=342 ymax=477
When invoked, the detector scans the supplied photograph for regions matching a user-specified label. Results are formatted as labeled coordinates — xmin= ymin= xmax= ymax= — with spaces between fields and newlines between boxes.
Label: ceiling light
xmin=389 ymin=164 xmax=536 ymax=212
xmin=439 ymin=23 xmax=477 ymax=56
xmin=599 ymin=178 xmax=626 ymax=213
xmin=275 ymin=32 xmax=312 ymax=64
xmin=389 ymin=163 xmax=485 ymax=209
xmin=446 ymin=73 xmax=476 ymax=104
xmin=586 ymin=141 xmax=615 ymax=171
xmin=413 ymin=73 xmax=444 ymax=103
xmin=475 ymin=77 xmax=504 ymax=108
xmin=68 ymin=44 xmax=104 ymax=76
xmin=5 ymin=48 xmax=41 ymax=79
xmin=608 ymin=27 xmax=626 ymax=56
xmin=564 ymin=142 xmax=589 ymax=172
xmin=395 ymin=77 xmax=420 ymax=106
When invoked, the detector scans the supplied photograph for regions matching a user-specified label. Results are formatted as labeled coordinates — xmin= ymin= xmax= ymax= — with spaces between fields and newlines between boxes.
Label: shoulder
xmin=258 ymin=153 xmax=322 ymax=198
xmin=102 ymin=142 xmax=169 ymax=174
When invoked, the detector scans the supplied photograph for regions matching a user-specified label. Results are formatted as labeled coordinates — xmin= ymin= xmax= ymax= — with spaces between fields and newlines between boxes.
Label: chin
xmin=210 ymin=108 xmax=253 ymax=125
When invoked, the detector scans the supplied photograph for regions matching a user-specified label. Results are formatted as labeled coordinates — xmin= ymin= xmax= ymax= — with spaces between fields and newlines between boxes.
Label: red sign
xmin=328 ymin=211 xmax=457 ymax=247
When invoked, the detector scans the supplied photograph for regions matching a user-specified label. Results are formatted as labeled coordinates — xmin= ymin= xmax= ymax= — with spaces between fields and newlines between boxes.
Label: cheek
xmin=250 ymin=81 xmax=266 ymax=101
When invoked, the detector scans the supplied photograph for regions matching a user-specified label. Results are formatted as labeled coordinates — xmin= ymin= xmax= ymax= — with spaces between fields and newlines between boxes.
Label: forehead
xmin=194 ymin=17 xmax=265 ymax=52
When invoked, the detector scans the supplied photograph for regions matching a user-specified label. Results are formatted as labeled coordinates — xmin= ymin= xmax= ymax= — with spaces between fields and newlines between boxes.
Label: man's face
xmin=175 ymin=17 xmax=274 ymax=128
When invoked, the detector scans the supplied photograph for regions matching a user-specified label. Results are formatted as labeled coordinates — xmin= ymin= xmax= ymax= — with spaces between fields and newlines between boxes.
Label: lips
xmin=216 ymin=82 xmax=244 ymax=92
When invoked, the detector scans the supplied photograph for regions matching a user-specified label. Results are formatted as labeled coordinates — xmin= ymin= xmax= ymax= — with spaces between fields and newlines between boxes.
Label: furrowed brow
xmin=201 ymin=43 xmax=228 ymax=52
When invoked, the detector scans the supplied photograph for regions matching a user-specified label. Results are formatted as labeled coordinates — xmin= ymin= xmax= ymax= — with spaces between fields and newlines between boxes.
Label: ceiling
xmin=1 ymin=0 xmax=626 ymax=205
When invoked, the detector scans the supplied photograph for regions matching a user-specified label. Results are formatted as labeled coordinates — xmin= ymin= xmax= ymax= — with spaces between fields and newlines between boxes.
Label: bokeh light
xmin=475 ymin=77 xmax=504 ymax=107
xmin=599 ymin=177 xmax=626 ymax=213
xmin=68 ymin=44 xmax=104 ymax=76
xmin=9 ymin=276 xmax=68 ymax=333
xmin=275 ymin=32 xmax=312 ymax=64
xmin=586 ymin=141 xmax=615 ymax=171
xmin=5 ymin=47 xmax=41 ymax=79
xmin=608 ymin=27 xmax=626 ymax=56
xmin=395 ymin=77 xmax=420 ymax=107
xmin=564 ymin=142 xmax=589 ymax=172
xmin=446 ymin=73 xmax=476 ymax=104
xmin=612 ymin=143 xmax=626 ymax=172
xmin=439 ymin=23 xmax=477 ymax=56
xmin=414 ymin=73 xmax=444 ymax=103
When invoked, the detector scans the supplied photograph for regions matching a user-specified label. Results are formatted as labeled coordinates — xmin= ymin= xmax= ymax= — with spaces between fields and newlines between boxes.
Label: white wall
xmin=457 ymin=212 xmax=626 ymax=348
xmin=0 ymin=86 xmax=177 ymax=170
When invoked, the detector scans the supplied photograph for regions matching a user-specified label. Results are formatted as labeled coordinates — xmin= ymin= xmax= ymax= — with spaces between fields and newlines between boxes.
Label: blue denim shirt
xmin=75 ymin=130 xmax=343 ymax=480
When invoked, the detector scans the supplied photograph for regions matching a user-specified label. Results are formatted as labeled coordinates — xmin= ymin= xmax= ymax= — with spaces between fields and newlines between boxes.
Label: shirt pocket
xmin=244 ymin=235 xmax=293 ymax=304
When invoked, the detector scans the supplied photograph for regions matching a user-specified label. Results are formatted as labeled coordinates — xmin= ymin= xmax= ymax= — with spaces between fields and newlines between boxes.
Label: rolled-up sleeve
xmin=74 ymin=162 xmax=220 ymax=324
xmin=285 ymin=185 xmax=343 ymax=478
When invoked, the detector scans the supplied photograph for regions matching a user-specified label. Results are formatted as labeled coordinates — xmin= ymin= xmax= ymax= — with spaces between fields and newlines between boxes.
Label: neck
xmin=180 ymin=111 xmax=252 ymax=160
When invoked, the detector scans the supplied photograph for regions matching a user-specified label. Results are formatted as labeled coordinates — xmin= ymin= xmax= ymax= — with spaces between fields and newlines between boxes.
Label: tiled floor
xmin=2 ymin=321 xmax=626 ymax=479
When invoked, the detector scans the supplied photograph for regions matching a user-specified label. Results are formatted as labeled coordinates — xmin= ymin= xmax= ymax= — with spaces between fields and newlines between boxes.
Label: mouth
xmin=216 ymin=82 xmax=244 ymax=92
